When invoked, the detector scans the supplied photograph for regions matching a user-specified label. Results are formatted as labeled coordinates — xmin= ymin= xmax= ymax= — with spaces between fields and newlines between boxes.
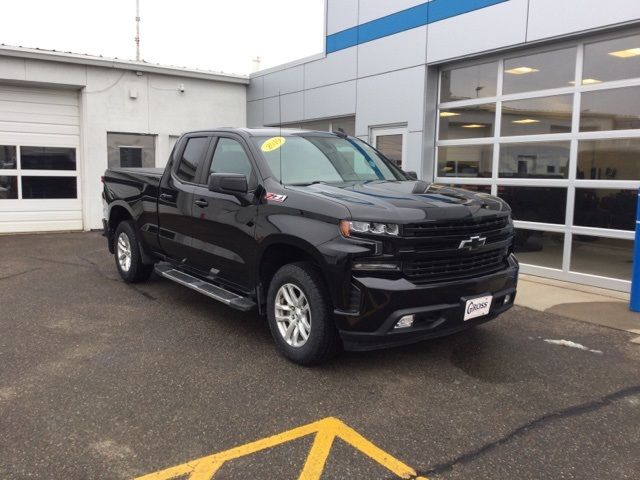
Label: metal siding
xmin=527 ymin=0 xmax=640 ymax=42
xmin=247 ymin=99 xmax=264 ymax=127
xmin=304 ymin=47 xmax=358 ymax=90
xmin=357 ymin=26 xmax=428 ymax=78
xmin=326 ymin=0 xmax=359 ymax=35
xmin=263 ymin=65 xmax=304 ymax=98
xmin=304 ymin=81 xmax=356 ymax=120
xmin=358 ymin=0 xmax=429 ymax=25
xmin=263 ymin=92 xmax=304 ymax=125
xmin=355 ymin=66 xmax=426 ymax=134
xmin=426 ymin=0 xmax=528 ymax=63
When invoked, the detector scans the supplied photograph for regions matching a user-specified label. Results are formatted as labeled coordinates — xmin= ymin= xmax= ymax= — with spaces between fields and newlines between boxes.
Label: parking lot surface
xmin=1 ymin=232 xmax=640 ymax=479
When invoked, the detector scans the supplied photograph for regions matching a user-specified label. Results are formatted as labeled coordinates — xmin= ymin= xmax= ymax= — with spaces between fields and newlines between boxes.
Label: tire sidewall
xmin=266 ymin=263 xmax=335 ymax=364
xmin=114 ymin=221 xmax=144 ymax=283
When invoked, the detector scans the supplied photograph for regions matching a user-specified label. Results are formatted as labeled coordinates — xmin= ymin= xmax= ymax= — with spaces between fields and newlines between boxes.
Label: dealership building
xmin=248 ymin=0 xmax=640 ymax=291
xmin=0 ymin=47 xmax=247 ymax=234
xmin=1 ymin=0 xmax=640 ymax=292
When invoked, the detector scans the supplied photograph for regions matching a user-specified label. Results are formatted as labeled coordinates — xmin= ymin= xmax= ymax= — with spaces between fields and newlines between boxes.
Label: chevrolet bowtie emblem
xmin=459 ymin=235 xmax=487 ymax=251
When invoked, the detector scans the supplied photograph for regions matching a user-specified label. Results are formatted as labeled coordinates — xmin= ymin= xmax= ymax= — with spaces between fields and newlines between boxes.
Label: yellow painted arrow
xmin=135 ymin=417 xmax=428 ymax=480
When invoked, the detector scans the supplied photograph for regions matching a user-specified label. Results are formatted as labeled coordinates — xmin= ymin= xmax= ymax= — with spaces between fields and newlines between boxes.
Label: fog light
xmin=352 ymin=262 xmax=400 ymax=271
xmin=394 ymin=314 xmax=415 ymax=329
xmin=504 ymin=294 xmax=511 ymax=304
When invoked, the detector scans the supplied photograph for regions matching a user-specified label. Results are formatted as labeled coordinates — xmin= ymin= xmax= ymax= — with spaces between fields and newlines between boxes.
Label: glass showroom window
xmin=436 ymin=32 xmax=640 ymax=290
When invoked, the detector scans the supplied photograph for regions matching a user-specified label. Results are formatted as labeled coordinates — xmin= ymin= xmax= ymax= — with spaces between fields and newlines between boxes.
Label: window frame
xmin=199 ymin=134 xmax=259 ymax=191
xmin=172 ymin=134 xmax=213 ymax=186
xmin=434 ymin=29 xmax=640 ymax=291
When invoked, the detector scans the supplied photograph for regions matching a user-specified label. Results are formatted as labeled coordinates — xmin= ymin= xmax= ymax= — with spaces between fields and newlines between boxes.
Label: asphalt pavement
xmin=1 ymin=232 xmax=639 ymax=479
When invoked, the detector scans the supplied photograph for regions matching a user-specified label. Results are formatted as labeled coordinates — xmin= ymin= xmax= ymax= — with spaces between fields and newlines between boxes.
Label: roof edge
xmin=0 ymin=45 xmax=249 ymax=84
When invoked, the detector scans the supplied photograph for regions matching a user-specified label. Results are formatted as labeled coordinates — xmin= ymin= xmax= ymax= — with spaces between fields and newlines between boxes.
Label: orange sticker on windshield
xmin=261 ymin=136 xmax=286 ymax=152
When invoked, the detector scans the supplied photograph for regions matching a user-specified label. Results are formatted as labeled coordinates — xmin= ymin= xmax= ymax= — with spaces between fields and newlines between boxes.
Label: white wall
xmin=0 ymin=55 xmax=247 ymax=231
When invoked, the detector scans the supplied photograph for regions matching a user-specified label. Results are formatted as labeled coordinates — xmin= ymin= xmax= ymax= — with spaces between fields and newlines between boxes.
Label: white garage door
xmin=0 ymin=84 xmax=81 ymax=233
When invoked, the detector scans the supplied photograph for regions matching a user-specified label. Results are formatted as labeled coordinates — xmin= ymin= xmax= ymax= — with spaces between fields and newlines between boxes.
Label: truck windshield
xmin=252 ymin=135 xmax=404 ymax=185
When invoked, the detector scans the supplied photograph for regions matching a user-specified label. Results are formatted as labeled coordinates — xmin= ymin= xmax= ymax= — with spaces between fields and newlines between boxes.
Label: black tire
xmin=113 ymin=220 xmax=154 ymax=283
xmin=266 ymin=262 xmax=341 ymax=365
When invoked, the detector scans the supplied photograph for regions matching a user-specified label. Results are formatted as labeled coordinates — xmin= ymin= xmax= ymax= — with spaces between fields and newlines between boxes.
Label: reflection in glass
xmin=21 ymin=176 xmax=77 ymax=199
xmin=444 ymin=184 xmax=492 ymax=194
xmin=1 ymin=146 xmax=17 ymax=169
xmin=21 ymin=147 xmax=76 ymax=170
xmin=439 ymin=104 xmax=496 ymax=139
xmin=376 ymin=135 xmax=403 ymax=168
xmin=571 ymin=236 xmax=632 ymax=280
xmin=503 ymin=48 xmax=577 ymax=94
xmin=499 ymin=142 xmax=569 ymax=179
xmin=501 ymin=95 xmax=573 ymax=136
xmin=497 ymin=186 xmax=567 ymax=224
xmin=331 ymin=117 xmax=356 ymax=136
xmin=0 ymin=176 xmax=18 ymax=199
xmin=583 ymin=34 xmax=640 ymax=83
xmin=580 ymin=86 xmax=640 ymax=132
xmin=437 ymin=145 xmax=493 ymax=177
xmin=440 ymin=62 xmax=498 ymax=102
xmin=574 ymin=188 xmax=636 ymax=231
xmin=513 ymin=229 xmax=564 ymax=269
xmin=578 ymin=138 xmax=640 ymax=180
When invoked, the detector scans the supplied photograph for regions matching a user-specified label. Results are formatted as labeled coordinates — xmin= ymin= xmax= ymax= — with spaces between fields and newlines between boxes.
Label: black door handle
xmin=159 ymin=193 xmax=173 ymax=201
xmin=194 ymin=199 xmax=209 ymax=208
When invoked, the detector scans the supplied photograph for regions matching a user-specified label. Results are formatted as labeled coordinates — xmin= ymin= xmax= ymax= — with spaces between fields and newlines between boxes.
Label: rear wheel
xmin=113 ymin=220 xmax=153 ymax=283
xmin=267 ymin=262 xmax=341 ymax=365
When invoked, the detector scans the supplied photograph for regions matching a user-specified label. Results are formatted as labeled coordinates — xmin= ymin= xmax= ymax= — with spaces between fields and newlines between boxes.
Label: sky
xmin=2 ymin=0 xmax=326 ymax=75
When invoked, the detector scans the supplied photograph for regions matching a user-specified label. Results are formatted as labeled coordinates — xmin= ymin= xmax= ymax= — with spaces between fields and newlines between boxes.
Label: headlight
xmin=339 ymin=220 xmax=400 ymax=237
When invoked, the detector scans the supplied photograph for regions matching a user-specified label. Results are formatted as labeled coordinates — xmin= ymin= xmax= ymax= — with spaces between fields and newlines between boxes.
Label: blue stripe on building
xmin=326 ymin=0 xmax=509 ymax=54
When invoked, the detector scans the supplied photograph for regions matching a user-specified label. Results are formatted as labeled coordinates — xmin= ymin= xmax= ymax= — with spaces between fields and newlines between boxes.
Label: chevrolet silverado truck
xmin=102 ymin=128 xmax=518 ymax=365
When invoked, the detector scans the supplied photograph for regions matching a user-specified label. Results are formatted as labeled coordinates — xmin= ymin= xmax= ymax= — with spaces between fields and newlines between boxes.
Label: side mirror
xmin=405 ymin=171 xmax=418 ymax=180
xmin=208 ymin=173 xmax=248 ymax=195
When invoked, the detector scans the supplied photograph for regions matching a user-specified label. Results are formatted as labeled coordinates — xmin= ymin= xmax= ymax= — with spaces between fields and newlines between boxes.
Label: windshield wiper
xmin=287 ymin=181 xmax=330 ymax=187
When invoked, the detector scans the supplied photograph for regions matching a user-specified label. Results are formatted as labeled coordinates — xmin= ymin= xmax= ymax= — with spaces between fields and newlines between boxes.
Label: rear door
xmin=189 ymin=135 xmax=259 ymax=291
xmin=157 ymin=134 xmax=213 ymax=263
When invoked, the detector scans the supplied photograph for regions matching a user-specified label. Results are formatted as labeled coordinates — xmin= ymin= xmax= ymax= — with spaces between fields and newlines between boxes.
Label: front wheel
xmin=266 ymin=262 xmax=341 ymax=365
xmin=113 ymin=220 xmax=154 ymax=283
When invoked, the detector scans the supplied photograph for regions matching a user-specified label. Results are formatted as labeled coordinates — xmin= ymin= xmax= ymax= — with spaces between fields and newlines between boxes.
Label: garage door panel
xmin=0 ymin=132 xmax=79 ymax=148
xmin=0 ymin=87 xmax=79 ymax=106
xmin=0 ymin=120 xmax=80 ymax=136
xmin=0 ymin=84 xmax=81 ymax=233
xmin=0 ymin=100 xmax=78 ymax=117
xmin=0 ymin=218 xmax=83 ymax=234
xmin=0 ymin=111 xmax=79 ymax=127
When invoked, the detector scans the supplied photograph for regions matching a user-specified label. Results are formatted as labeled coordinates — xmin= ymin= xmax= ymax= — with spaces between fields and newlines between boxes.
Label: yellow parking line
xmin=134 ymin=417 xmax=428 ymax=480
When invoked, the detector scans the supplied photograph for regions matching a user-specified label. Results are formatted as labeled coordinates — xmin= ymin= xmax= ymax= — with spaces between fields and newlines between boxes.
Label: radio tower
xmin=135 ymin=0 xmax=141 ymax=61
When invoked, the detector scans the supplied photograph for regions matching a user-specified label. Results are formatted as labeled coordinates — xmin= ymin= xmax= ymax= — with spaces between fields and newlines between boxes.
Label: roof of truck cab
xmin=185 ymin=127 xmax=342 ymax=138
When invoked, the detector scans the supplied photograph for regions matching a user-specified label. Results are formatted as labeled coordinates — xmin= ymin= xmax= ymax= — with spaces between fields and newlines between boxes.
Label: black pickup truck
xmin=102 ymin=128 xmax=518 ymax=365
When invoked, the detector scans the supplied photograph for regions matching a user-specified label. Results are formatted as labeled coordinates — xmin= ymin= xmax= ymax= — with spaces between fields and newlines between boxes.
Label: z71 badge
xmin=265 ymin=192 xmax=287 ymax=202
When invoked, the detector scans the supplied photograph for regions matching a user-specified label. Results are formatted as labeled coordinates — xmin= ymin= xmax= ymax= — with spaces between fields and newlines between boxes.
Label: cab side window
xmin=210 ymin=138 xmax=253 ymax=182
xmin=176 ymin=136 xmax=210 ymax=183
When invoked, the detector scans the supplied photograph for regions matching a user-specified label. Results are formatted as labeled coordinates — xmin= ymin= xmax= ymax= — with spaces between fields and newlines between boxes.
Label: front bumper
xmin=336 ymin=255 xmax=518 ymax=351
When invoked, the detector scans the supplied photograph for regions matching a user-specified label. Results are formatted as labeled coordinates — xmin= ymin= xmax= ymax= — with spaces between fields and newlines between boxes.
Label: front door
xmin=189 ymin=135 xmax=259 ymax=292
xmin=371 ymin=126 xmax=407 ymax=169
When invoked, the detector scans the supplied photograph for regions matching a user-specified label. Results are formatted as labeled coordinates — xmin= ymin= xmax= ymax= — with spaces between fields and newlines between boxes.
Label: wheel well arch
xmin=106 ymin=204 xmax=133 ymax=252
xmin=259 ymin=242 xmax=318 ymax=287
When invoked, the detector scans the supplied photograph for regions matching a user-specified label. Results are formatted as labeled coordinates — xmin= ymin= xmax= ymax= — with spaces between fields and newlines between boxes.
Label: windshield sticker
xmin=261 ymin=137 xmax=286 ymax=152
xmin=265 ymin=192 xmax=287 ymax=202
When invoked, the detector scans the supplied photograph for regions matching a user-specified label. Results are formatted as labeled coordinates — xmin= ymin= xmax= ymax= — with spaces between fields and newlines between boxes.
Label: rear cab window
xmin=175 ymin=136 xmax=210 ymax=183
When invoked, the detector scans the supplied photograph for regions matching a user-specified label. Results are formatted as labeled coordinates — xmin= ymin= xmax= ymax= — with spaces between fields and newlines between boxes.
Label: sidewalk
xmin=515 ymin=274 xmax=640 ymax=343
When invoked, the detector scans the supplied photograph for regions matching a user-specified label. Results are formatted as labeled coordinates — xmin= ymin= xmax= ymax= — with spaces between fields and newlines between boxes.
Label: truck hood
xmin=286 ymin=181 xmax=510 ymax=223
